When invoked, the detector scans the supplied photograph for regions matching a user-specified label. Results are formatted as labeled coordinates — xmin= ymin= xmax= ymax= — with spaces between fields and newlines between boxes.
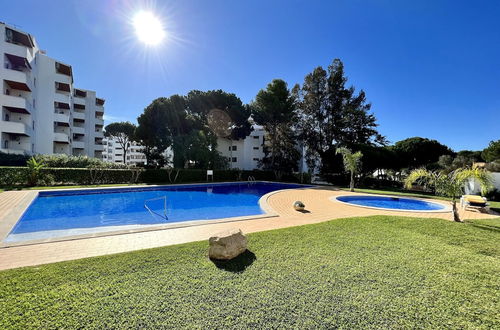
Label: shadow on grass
xmin=211 ymin=250 xmax=256 ymax=273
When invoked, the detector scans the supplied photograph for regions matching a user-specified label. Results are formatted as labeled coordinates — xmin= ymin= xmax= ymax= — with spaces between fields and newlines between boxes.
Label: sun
xmin=132 ymin=11 xmax=166 ymax=46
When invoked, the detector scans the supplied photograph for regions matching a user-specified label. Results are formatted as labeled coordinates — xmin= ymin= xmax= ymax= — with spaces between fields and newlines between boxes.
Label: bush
xmin=0 ymin=152 xmax=30 ymax=166
xmin=0 ymin=167 xmax=310 ymax=187
xmin=485 ymin=188 xmax=500 ymax=202
xmin=0 ymin=153 xmax=129 ymax=169
xmin=33 ymin=154 xmax=129 ymax=169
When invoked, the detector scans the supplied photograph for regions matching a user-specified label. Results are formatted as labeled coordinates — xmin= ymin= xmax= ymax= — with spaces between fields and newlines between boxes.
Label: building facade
xmin=0 ymin=22 xmax=104 ymax=157
xmin=102 ymin=137 xmax=147 ymax=166
xmin=216 ymin=125 xmax=266 ymax=170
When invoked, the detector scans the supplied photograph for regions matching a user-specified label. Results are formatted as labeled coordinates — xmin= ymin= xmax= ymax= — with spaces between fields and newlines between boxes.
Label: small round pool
xmin=335 ymin=195 xmax=446 ymax=212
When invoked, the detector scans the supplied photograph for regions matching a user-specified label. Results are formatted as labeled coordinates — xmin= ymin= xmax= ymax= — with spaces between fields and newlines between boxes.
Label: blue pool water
xmin=5 ymin=182 xmax=306 ymax=242
xmin=336 ymin=195 xmax=445 ymax=211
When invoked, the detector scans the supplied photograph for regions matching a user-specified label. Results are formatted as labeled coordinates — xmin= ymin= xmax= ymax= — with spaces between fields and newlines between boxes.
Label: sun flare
xmin=132 ymin=11 xmax=166 ymax=46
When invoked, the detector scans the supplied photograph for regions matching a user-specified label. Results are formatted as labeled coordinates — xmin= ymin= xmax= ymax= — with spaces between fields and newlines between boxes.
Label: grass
xmin=1 ymin=216 xmax=499 ymax=328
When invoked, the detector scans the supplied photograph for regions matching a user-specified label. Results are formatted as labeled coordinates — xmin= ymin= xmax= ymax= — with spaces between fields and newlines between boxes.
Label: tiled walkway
xmin=0 ymin=187 xmax=497 ymax=270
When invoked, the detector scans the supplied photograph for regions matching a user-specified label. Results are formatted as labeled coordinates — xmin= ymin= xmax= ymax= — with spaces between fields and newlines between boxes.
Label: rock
xmin=209 ymin=229 xmax=247 ymax=260
xmin=293 ymin=201 xmax=305 ymax=211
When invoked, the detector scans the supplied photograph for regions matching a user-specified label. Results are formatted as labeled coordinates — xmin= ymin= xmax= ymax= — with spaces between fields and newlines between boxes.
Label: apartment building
xmin=216 ymin=125 xmax=266 ymax=170
xmin=0 ymin=22 xmax=104 ymax=157
xmin=102 ymin=137 xmax=147 ymax=166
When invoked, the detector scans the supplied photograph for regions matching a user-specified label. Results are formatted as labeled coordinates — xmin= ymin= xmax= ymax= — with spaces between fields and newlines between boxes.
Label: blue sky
xmin=3 ymin=0 xmax=499 ymax=151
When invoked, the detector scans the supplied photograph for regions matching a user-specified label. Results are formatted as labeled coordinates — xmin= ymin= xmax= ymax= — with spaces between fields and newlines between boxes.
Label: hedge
xmin=0 ymin=167 xmax=311 ymax=187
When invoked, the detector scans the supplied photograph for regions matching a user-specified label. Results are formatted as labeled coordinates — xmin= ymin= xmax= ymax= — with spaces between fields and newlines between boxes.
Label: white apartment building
xmin=216 ymin=125 xmax=266 ymax=170
xmin=102 ymin=137 xmax=147 ymax=166
xmin=0 ymin=22 xmax=104 ymax=158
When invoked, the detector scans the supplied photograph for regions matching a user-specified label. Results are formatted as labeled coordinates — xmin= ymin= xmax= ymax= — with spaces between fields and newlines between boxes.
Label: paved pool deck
xmin=0 ymin=186 xmax=497 ymax=270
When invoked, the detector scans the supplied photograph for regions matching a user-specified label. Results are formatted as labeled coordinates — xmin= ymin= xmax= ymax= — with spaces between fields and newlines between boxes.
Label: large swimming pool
xmin=5 ymin=182 xmax=307 ymax=243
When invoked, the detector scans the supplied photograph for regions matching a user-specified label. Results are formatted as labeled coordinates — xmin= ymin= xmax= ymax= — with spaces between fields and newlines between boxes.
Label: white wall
xmin=465 ymin=172 xmax=500 ymax=195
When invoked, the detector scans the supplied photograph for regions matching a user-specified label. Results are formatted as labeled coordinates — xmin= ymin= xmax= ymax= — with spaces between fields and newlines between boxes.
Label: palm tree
xmin=336 ymin=147 xmax=363 ymax=192
xmin=26 ymin=157 xmax=45 ymax=186
xmin=404 ymin=167 xmax=492 ymax=222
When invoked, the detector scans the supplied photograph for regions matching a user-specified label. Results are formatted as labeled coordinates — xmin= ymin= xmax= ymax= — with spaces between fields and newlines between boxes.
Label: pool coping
xmin=0 ymin=181 xmax=313 ymax=248
xmin=331 ymin=194 xmax=452 ymax=213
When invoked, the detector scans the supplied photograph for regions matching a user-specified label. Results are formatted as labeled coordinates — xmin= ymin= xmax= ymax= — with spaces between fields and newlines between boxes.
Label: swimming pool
xmin=335 ymin=195 xmax=446 ymax=211
xmin=5 ymin=182 xmax=308 ymax=243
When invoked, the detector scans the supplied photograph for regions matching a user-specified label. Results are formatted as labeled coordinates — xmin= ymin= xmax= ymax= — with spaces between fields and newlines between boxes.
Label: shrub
xmin=0 ymin=167 xmax=309 ymax=187
xmin=0 ymin=152 xmax=30 ymax=166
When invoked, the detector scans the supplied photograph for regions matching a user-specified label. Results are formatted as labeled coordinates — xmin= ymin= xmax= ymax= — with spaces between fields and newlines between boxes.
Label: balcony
xmin=55 ymin=62 xmax=72 ymax=77
xmin=55 ymin=82 xmax=71 ymax=93
xmin=0 ymin=120 xmax=30 ymax=136
xmin=73 ymin=98 xmax=85 ymax=108
xmin=0 ymin=147 xmax=27 ymax=155
xmin=72 ymin=141 xmax=85 ymax=149
xmin=96 ymin=98 xmax=105 ymax=106
xmin=54 ymin=132 xmax=69 ymax=143
xmin=4 ymin=53 xmax=31 ymax=71
xmin=74 ymin=89 xmax=87 ymax=98
xmin=4 ymin=77 xmax=31 ymax=94
xmin=0 ymin=94 xmax=31 ymax=114
xmin=73 ymin=111 xmax=85 ymax=120
xmin=95 ymin=118 xmax=104 ymax=125
xmin=54 ymin=112 xmax=70 ymax=124
xmin=94 ymin=144 xmax=104 ymax=151
xmin=5 ymin=27 xmax=34 ymax=49
xmin=54 ymin=92 xmax=69 ymax=104
xmin=72 ymin=126 xmax=85 ymax=134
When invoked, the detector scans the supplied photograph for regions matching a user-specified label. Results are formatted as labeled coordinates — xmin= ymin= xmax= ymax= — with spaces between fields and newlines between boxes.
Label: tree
xmin=482 ymin=140 xmax=500 ymax=162
xmin=393 ymin=137 xmax=453 ymax=169
xmin=104 ymin=121 xmax=136 ymax=164
xmin=295 ymin=59 xmax=385 ymax=174
xmin=252 ymin=79 xmax=300 ymax=174
xmin=136 ymin=97 xmax=180 ymax=167
xmin=405 ymin=168 xmax=492 ymax=222
xmin=336 ymin=147 xmax=363 ymax=192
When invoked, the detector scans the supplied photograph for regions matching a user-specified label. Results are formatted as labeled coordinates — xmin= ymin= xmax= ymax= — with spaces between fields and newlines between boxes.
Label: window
xmin=4 ymin=140 xmax=9 ymax=149
xmin=228 ymin=146 xmax=231 ymax=151
xmin=253 ymin=158 xmax=260 ymax=161
xmin=232 ymin=157 xmax=237 ymax=163
xmin=253 ymin=136 xmax=259 ymax=139
xmin=253 ymin=147 xmax=259 ymax=150
xmin=232 ymin=145 xmax=237 ymax=151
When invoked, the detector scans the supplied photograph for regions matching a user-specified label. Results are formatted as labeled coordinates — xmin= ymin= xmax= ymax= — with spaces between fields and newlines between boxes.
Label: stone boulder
xmin=209 ymin=229 xmax=247 ymax=260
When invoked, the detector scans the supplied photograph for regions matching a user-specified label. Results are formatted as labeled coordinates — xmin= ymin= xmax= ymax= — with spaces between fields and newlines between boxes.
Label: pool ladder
xmin=247 ymin=176 xmax=256 ymax=185
xmin=144 ymin=196 xmax=168 ymax=220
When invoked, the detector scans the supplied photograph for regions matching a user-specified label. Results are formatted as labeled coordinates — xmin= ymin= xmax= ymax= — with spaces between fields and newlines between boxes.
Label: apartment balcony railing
xmin=54 ymin=92 xmax=69 ymax=104
xmin=55 ymin=82 xmax=71 ymax=93
xmin=0 ymin=120 xmax=31 ymax=136
xmin=54 ymin=132 xmax=70 ymax=143
xmin=73 ymin=112 xmax=85 ymax=121
xmin=54 ymin=112 xmax=70 ymax=124
xmin=72 ymin=126 xmax=85 ymax=135
xmin=72 ymin=141 xmax=85 ymax=149
xmin=0 ymin=94 xmax=31 ymax=114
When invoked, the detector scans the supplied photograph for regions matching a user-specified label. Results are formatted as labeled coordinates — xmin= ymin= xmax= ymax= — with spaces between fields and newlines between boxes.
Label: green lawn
xmin=1 ymin=216 xmax=499 ymax=328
